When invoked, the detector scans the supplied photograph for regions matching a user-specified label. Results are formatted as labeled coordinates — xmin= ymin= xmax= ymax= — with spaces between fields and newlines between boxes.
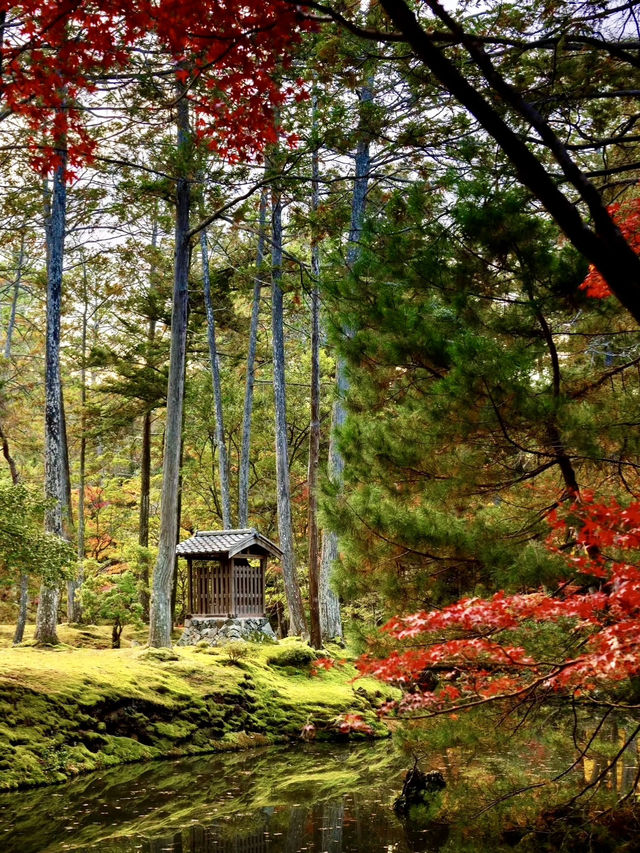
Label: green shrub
xmin=223 ymin=640 xmax=249 ymax=663
xmin=266 ymin=643 xmax=318 ymax=669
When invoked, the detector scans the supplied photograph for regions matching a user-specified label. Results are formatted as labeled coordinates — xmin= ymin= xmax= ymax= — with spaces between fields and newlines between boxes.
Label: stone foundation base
xmin=178 ymin=616 xmax=276 ymax=646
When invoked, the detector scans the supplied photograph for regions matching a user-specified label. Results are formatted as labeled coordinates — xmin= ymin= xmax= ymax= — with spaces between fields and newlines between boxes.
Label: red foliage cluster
xmin=310 ymin=656 xmax=346 ymax=675
xmin=357 ymin=493 xmax=640 ymax=714
xmin=1 ymin=1 xmax=309 ymax=171
xmin=335 ymin=713 xmax=374 ymax=735
xmin=581 ymin=197 xmax=640 ymax=298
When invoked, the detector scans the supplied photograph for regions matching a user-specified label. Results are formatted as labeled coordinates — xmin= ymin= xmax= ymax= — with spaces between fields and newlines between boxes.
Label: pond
xmin=0 ymin=718 xmax=638 ymax=853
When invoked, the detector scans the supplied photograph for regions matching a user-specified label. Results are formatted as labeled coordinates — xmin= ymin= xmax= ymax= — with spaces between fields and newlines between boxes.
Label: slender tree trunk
xmin=60 ymin=386 xmax=73 ymax=530
xmin=69 ymin=260 xmax=88 ymax=623
xmin=149 ymin=90 xmax=191 ymax=648
xmin=201 ymin=229 xmax=231 ymax=528
xmin=59 ymin=384 xmax=76 ymax=621
xmin=35 ymin=158 xmax=67 ymax=645
xmin=4 ymin=230 xmax=25 ymax=359
xmin=0 ymin=419 xmax=28 ymax=644
xmin=139 ymin=407 xmax=152 ymax=619
xmin=308 ymin=96 xmax=322 ymax=650
xmin=0 ymin=12 xmax=6 ymax=80
xmin=139 ymin=410 xmax=152 ymax=551
xmin=13 ymin=574 xmax=29 ymax=645
xmin=238 ymin=186 xmax=268 ymax=528
xmin=0 ymin=419 xmax=19 ymax=485
xmin=171 ymin=435 xmax=185 ymax=627
xmin=319 ymin=428 xmax=345 ymax=640
xmin=319 ymin=83 xmax=373 ymax=641
xmin=271 ymin=158 xmax=306 ymax=637
xmin=139 ymin=220 xmax=158 ymax=620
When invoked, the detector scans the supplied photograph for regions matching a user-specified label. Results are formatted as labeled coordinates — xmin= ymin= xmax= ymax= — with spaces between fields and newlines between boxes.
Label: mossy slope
xmin=0 ymin=638 xmax=392 ymax=791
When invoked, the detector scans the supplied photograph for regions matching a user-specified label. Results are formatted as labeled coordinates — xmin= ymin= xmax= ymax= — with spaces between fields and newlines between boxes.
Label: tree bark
xmin=112 ymin=621 xmax=122 ymax=649
xmin=148 ymin=90 xmax=191 ymax=648
xmin=308 ymin=94 xmax=322 ymax=650
xmin=60 ymin=385 xmax=73 ymax=529
xmin=319 ymin=83 xmax=373 ymax=641
xmin=271 ymin=159 xmax=307 ymax=637
xmin=171 ymin=435 xmax=185 ymax=627
xmin=139 ymin=220 xmax=158 ymax=620
xmin=238 ymin=186 xmax=268 ymax=528
xmin=0 ymin=418 xmax=19 ymax=486
xmin=4 ymin=230 xmax=25 ymax=359
xmin=35 ymin=156 xmax=67 ymax=646
xmin=139 ymin=410 xmax=152 ymax=551
xmin=67 ymin=258 xmax=89 ymax=623
xmin=13 ymin=573 xmax=29 ymax=645
xmin=139 ymin=407 xmax=152 ymax=619
xmin=59 ymin=384 xmax=76 ymax=621
xmin=201 ymin=229 xmax=231 ymax=528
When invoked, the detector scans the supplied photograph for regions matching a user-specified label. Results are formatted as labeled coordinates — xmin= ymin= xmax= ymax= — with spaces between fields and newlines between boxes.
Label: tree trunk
xmin=139 ymin=220 xmax=158 ymax=620
xmin=201 ymin=229 xmax=231 ymax=528
xmin=13 ymin=573 xmax=29 ymax=645
xmin=320 ymin=84 xmax=373 ymax=641
xmin=171 ymin=435 xmax=184 ymax=627
xmin=68 ymin=260 xmax=88 ymax=623
xmin=319 ymin=428 xmax=345 ymax=640
xmin=148 ymin=90 xmax=191 ymax=648
xmin=139 ymin=410 xmax=152 ymax=551
xmin=308 ymin=96 xmax=322 ymax=650
xmin=271 ymin=159 xmax=307 ymax=637
xmin=0 ymin=418 xmax=19 ymax=485
xmin=35 ymin=157 xmax=67 ymax=646
xmin=60 ymin=385 xmax=77 ymax=622
xmin=0 ymin=418 xmax=28 ymax=644
xmin=4 ymin=230 xmax=25 ymax=359
xmin=139 ymin=408 xmax=152 ymax=618
xmin=238 ymin=186 xmax=268 ymax=528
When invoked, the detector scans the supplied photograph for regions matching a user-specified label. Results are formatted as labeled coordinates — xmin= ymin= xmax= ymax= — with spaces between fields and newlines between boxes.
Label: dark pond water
xmin=0 ymin=743 xmax=416 ymax=853
xmin=0 ymin=725 xmax=638 ymax=853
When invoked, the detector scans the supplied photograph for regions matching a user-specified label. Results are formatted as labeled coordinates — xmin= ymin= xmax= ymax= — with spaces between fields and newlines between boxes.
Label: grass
xmin=0 ymin=625 xmax=396 ymax=791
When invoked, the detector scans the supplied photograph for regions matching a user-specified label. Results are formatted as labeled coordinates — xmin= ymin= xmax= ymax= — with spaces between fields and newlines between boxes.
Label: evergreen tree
xmin=324 ymin=178 xmax=640 ymax=616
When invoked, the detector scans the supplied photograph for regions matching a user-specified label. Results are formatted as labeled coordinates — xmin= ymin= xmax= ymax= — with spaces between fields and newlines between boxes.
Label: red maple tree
xmin=1 ymin=0 xmax=309 ymax=171
xmin=580 ymin=196 xmax=640 ymax=299
xmin=354 ymin=492 xmax=640 ymax=715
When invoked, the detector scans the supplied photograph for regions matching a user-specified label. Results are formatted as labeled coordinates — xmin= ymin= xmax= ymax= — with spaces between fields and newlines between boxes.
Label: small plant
xmin=79 ymin=568 xmax=143 ymax=648
xmin=223 ymin=640 xmax=249 ymax=663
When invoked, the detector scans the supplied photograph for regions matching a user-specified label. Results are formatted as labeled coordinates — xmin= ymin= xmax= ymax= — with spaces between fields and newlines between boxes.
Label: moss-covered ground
xmin=0 ymin=621 xmax=149 ymax=649
xmin=0 ymin=628 xmax=395 ymax=791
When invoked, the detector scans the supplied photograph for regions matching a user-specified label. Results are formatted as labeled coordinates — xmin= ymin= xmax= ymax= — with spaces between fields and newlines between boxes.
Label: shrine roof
xmin=176 ymin=528 xmax=282 ymax=559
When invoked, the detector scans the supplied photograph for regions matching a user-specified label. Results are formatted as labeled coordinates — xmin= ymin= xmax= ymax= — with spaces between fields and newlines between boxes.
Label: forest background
xmin=1 ymin=0 xmax=640 ymax=684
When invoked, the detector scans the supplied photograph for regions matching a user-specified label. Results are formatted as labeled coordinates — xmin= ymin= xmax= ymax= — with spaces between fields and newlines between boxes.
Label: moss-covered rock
xmin=265 ymin=638 xmax=320 ymax=669
xmin=0 ymin=636 xmax=393 ymax=791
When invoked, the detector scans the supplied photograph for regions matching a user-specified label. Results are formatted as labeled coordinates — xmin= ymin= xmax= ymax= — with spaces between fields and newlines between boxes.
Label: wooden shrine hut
xmin=176 ymin=528 xmax=281 ymax=619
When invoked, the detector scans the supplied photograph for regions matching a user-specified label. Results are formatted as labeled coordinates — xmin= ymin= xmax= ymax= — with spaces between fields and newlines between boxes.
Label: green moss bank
xmin=0 ymin=638 xmax=392 ymax=791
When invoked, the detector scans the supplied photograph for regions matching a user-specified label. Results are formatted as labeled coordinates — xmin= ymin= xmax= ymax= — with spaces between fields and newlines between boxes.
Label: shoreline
xmin=0 ymin=637 xmax=392 ymax=792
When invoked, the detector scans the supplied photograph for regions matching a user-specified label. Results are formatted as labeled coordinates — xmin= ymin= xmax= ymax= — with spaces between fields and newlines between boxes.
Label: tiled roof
xmin=176 ymin=528 xmax=282 ymax=558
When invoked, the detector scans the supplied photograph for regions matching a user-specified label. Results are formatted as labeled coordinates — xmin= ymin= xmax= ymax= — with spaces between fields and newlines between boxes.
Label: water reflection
xmin=0 ymin=744 xmax=420 ymax=853
xmin=128 ymin=796 xmax=449 ymax=853
xmin=1 ymin=718 xmax=638 ymax=853
xmin=580 ymin=722 xmax=640 ymax=794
